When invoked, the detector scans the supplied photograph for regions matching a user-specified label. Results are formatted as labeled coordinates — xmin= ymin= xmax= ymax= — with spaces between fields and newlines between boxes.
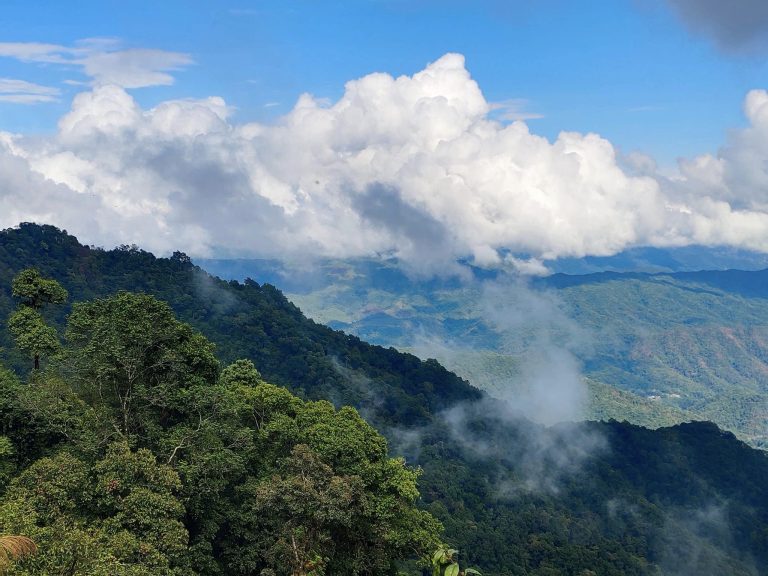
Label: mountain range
xmin=1 ymin=223 xmax=768 ymax=575
xmin=198 ymin=256 xmax=768 ymax=448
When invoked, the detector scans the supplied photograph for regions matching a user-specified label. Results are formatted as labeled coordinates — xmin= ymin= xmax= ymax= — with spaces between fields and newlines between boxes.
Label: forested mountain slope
xmin=0 ymin=224 xmax=479 ymax=429
xmin=0 ymin=291 xmax=441 ymax=575
xmin=3 ymin=224 xmax=768 ymax=575
xmin=539 ymin=271 xmax=768 ymax=446
xmin=200 ymin=256 xmax=768 ymax=447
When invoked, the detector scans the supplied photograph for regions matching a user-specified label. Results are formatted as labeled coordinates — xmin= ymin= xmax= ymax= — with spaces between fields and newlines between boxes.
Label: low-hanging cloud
xmin=410 ymin=276 xmax=592 ymax=424
xmin=2 ymin=53 xmax=768 ymax=269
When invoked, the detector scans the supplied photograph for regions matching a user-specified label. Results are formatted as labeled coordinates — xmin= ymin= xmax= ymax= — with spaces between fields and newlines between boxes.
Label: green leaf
xmin=465 ymin=569 xmax=482 ymax=575
xmin=445 ymin=564 xmax=459 ymax=576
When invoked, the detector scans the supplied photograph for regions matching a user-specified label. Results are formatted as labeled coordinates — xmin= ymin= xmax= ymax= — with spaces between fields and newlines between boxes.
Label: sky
xmin=2 ymin=0 xmax=768 ymax=272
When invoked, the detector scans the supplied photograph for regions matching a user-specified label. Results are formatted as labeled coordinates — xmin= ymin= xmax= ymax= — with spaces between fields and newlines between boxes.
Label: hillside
xmin=2 ymin=224 xmax=768 ymax=575
xmin=542 ymin=272 xmax=768 ymax=446
xmin=200 ymin=256 xmax=768 ymax=447
xmin=0 ymin=224 xmax=480 ymax=430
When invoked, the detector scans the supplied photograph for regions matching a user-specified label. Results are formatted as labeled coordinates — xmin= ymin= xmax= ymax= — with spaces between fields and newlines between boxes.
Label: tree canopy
xmin=0 ymin=289 xmax=441 ymax=575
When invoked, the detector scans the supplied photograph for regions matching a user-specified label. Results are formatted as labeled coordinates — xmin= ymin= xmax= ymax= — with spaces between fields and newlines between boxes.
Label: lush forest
xmin=1 ymin=224 xmax=768 ymax=575
xmin=0 ymin=284 xmax=440 ymax=574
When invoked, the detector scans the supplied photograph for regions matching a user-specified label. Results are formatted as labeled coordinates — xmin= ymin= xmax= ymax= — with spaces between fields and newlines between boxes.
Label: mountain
xmin=199 ymin=256 xmax=768 ymax=448
xmin=0 ymin=224 xmax=479 ymax=429
xmin=543 ymin=245 xmax=768 ymax=275
xmin=538 ymin=270 xmax=768 ymax=447
xmin=2 ymin=223 xmax=768 ymax=575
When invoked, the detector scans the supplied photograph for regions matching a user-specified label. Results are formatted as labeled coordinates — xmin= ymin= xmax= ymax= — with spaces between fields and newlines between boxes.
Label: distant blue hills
xmin=199 ymin=245 xmax=768 ymax=291
xmin=544 ymin=245 xmax=768 ymax=274
xmin=196 ymin=245 xmax=768 ymax=449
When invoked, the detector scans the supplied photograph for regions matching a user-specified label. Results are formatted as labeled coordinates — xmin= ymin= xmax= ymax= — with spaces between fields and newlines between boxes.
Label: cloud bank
xmin=1 ymin=53 xmax=768 ymax=271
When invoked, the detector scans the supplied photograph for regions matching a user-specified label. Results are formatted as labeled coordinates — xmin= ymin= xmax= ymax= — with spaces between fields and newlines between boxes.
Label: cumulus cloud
xmin=1 ymin=53 xmax=768 ymax=268
xmin=0 ymin=38 xmax=192 ymax=88
xmin=659 ymin=88 xmax=768 ymax=252
xmin=664 ymin=0 xmax=768 ymax=53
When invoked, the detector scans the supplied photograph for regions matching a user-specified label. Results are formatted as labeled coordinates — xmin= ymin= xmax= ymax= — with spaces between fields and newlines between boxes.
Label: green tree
xmin=224 ymin=364 xmax=442 ymax=576
xmin=247 ymin=444 xmax=364 ymax=576
xmin=0 ymin=445 xmax=189 ymax=575
xmin=64 ymin=292 xmax=219 ymax=440
xmin=7 ymin=269 xmax=67 ymax=370
xmin=10 ymin=269 xmax=67 ymax=310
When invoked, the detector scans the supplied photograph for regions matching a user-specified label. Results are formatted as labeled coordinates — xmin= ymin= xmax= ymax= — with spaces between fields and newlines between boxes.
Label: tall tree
xmin=10 ymin=269 xmax=67 ymax=310
xmin=7 ymin=269 xmax=67 ymax=370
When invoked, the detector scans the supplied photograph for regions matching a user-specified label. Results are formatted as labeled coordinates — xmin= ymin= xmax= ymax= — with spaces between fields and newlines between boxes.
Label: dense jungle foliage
xmin=0 ymin=283 xmax=440 ymax=574
xmin=1 ymin=224 xmax=768 ymax=575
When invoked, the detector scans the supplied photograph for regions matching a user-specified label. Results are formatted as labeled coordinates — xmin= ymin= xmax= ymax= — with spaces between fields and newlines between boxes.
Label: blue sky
xmin=1 ymin=0 xmax=767 ymax=163
xmin=2 ymin=0 xmax=768 ymax=267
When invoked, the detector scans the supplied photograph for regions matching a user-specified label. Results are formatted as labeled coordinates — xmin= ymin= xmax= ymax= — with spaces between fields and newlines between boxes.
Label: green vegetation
xmin=2 ymin=225 xmax=768 ymax=575
xmin=7 ymin=269 xmax=67 ymax=371
xmin=584 ymin=378 xmax=695 ymax=430
xmin=430 ymin=546 xmax=481 ymax=576
xmin=222 ymin=257 xmax=768 ymax=448
xmin=0 ymin=279 xmax=440 ymax=574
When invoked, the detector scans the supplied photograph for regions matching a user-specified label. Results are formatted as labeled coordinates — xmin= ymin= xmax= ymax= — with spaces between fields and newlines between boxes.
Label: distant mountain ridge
xmin=540 ymin=267 xmax=768 ymax=298
xmin=199 ymin=245 xmax=768 ymax=284
xmin=543 ymin=245 xmax=768 ymax=274
xmin=198 ymin=255 xmax=768 ymax=448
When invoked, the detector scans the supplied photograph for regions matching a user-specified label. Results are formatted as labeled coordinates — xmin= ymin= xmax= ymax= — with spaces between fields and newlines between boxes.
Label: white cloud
xmin=0 ymin=42 xmax=70 ymax=63
xmin=2 ymin=53 xmax=768 ymax=270
xmin=0 ymin=39 xmax=192 ymax=89
xmin=80 ymin=48 xmax=193 ymax=88
xmin=489 ymin=98 xmax=544 ymax=121
xmin=0 ymin=78 xmax=60 ymax=104
xmin=657 ymin=88 xmax=768 ymax=252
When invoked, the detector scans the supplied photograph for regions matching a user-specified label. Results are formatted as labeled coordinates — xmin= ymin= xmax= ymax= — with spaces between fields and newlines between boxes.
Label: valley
xmin=201 ymin=257 xmax=768 ymax=447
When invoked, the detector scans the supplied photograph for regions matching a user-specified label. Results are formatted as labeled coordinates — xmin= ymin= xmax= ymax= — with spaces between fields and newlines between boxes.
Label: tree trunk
xmin=34 ymin=354 xmax=39 ymax=370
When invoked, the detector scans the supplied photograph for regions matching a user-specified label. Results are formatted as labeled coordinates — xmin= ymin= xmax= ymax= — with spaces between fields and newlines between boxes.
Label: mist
xmin=371 ymin=267 xmax=607 ymax=493
xmin=410 ymin=273 xmax=593 ymax=426
xmin=655 ymin=503 xmax=758 ymax=576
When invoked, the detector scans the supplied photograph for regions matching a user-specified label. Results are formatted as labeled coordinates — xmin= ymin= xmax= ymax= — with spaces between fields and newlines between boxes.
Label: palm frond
xmin=0 ymin=535 xmax=37 ymax=572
